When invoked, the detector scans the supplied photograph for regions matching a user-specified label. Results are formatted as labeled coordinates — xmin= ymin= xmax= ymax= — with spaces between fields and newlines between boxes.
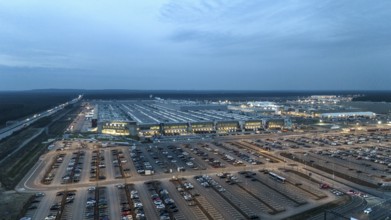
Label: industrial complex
xmin=82 ymin=97 xmax=381 ymax=139
xmin=4 ymin=94 xmax=391 ymax=220
xmin=87 ymin=100 xmax=292 ymax=137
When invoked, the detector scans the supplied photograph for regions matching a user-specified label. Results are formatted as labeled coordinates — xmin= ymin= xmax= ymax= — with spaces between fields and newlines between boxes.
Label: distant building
xmin=190 ymin=122 xmax=215 ymax=134
xmin=91 ymin=119 xmax=98 ymax=128
xmin=100 ymin=121 xmax=138 ymax=136
xmin=243 ymin=120 xmax=263 ymax=131
xmin=264 ymin=118 xmax=291 ymax=130
xmin=138 ymin=123 xmax=160 ymax=137
xmin=319 ymin=112 xmax=376 ymax=119
xmin=180 ymin=105 xmax=228 ymax=111
xmin=216 ymin=121 xmax=240 ymax=133
xmin=161 ymin=123 xmax=189 ymax=136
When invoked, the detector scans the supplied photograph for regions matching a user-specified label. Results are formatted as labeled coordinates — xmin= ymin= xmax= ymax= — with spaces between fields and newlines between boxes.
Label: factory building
xmin=100 ymin=121 xmax=138 ymax=136
xmin=98 ymin=119 xmax=291 ymax=137
xmin=127 ymin=122 xmax=138 ymax=136
xmin=162 ymin=123 xmax=189 ymax=136
xmin=138 ymin=124 xmax=161 ymax=137
xmin=190 ymin=122 xmax=215 ymax=134
xmin=180 ymin=104 xmax=228 ymax=111
xmin=319 ymin=112 xmax=376 ymax=119
xmin=91 ymin=119 xmax=98 ymax=128
xmin=264 ymin=118 xmax=292 ymax=130
xmin=101 ymin=122 xmax=130 ymax=136
xmin=243 ymin=120 xmax=263 ymax=131
xmin=97 ymin=118 xmax=293 ymax=136
xmin=216 ymin=121 xmax=240 ymax=133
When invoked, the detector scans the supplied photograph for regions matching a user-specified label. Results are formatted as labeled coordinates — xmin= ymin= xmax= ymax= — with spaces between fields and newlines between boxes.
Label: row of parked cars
xmin=85 ymin=186 xmax=109 ymax=219
xmin=116 ymin=184 xmax=146 ymax=220
xmin=224 ymin=143 xmax=262 ymax=165
xmin=62 ymin=151 xmax=85 ymax=184
xmin=90 ymin=150 xmax=106 ymax=180
xmin=131 ymin=148 xmax=154 ymax=175
xmin=168 ymin=145 xmax=199 ymax=170
xmin=195 ymin=175 xmax=227 ymax=191
xmin=145 ymin=181 xmax=179 ymax=220
xmin=130 ymin=189 xmax=146 ymax=220
xmin=44 ymin=191 xmax=75 ymax=220
xmin=43 ymin=153 xmax=66 ymax=184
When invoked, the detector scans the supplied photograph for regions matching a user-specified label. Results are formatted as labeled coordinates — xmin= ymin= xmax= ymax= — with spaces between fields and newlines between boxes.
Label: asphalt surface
xmin=16 ymin=130 xmax=391 ymax=220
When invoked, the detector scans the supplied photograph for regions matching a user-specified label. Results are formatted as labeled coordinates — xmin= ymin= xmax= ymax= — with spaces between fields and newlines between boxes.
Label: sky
xmin=0 ymin=0 xmax=391 ymax=91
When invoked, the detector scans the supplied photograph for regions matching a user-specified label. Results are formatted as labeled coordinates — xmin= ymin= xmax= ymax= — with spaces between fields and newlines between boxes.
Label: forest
xmin=0 ymin=90 xmax=78 ymax=127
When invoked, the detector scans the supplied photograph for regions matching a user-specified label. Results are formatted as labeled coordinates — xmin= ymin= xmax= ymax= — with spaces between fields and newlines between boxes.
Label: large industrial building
xmin=319 ymin=112 xmax=376 ymax=119
xmin=93 ymin=100 xmax=292 ymax=137
xmin=99 ymin=119 xmax=291 ymax=137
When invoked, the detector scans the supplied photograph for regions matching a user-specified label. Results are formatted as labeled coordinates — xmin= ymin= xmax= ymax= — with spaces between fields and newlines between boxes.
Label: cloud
xmin=0 ymin=0 xmax=391 ymax=90
xmin=162 ymin=0 xmax=391 ymax=56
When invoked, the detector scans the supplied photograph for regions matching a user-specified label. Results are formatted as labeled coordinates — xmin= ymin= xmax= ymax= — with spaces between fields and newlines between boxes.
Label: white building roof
xmin=320 ymin=112 xmax=376 ymax=118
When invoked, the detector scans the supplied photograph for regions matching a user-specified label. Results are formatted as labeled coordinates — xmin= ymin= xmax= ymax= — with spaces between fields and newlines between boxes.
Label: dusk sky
xmin=1 ymin=0 xmax=391 ymax=91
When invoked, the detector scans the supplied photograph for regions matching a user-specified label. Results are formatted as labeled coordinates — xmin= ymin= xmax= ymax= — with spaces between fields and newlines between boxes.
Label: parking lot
xmin=23 ymin=128 xmax=391 ymax=220
xmin=278 ymin=130 xmax=391 ymax=188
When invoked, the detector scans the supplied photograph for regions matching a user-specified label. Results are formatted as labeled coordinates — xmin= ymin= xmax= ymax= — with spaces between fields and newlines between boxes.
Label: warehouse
xmin=320 ymin=112 xmax=376 ymax=119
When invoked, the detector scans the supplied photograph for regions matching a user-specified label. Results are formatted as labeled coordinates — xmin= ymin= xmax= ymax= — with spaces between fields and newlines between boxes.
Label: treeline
xmin=0 ymin=91 xmax=78 ymax=126
xmin=352 ymin=93 xmax=391 ymax=102
xmin=82 ymin=90 xmax=365 ymax=101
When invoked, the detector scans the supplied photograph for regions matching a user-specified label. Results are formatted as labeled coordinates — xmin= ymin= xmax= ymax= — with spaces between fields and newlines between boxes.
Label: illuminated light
xmin=378 ymin=121 xmax=382 ymax=125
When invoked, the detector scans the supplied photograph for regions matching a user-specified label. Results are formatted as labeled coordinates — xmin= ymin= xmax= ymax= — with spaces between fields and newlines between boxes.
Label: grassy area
xmin=0 ymin=105 xmax=81 ymax=220
xmin=0 ymin=189 xmax=33 ymax=220
xmin=0 ymin=104 xmax=81 ymax=190
xmin=0 ymin=128 xmax=39 ymax=159
xmin=0 ymin=132 xmax=48 ymax=189
xmin=48 ymin=106 xmax=80 ymax=138
xmin=283 ymin=195 xmax=351 ymax=220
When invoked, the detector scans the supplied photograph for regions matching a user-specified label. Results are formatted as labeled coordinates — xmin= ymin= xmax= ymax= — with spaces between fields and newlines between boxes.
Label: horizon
xmin=1 ymin=88 xmax=391 ymax=93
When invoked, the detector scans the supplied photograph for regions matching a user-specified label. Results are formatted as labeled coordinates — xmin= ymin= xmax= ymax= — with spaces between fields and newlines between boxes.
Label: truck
xmin=145 ymin=170 xmax=154 ymax=175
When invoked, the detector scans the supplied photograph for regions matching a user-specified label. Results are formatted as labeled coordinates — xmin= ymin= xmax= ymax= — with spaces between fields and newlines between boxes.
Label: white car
xmin=364 ymin=208 xmax=372 ymax=214
xmin=156 ymin=204 xmax=165 ymax=209
xmin=35 ymin=192 xmax=45 ymax=197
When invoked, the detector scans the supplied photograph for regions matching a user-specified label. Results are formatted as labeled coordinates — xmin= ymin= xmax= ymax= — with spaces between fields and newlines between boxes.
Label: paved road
xmin=0 ymin=95 xmax=81 ymax=141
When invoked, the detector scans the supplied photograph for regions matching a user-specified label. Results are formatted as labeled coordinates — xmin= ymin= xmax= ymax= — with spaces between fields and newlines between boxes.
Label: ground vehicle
xmin=364 ymin=207 xmax=372 ymax=214
xmin=88 ymin=186 xmax=96 ymax=191
xmin=268 ymin=172 xmax=285 ymax=183
xmin=35 ymin=192 xmax=45 ymax=197
xmin=320 ymin=183 xmax=330 ymax=189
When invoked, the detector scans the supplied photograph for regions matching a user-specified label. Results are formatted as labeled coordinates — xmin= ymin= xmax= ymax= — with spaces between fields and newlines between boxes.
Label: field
xmin=0 ymin=189 xmax=33 ymax=220
xmin=0 ymin=104 xmax=80 ymax=190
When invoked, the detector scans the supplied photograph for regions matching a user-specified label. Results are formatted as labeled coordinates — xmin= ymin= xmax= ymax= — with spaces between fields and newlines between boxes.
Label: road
xmin=0 ymin=128 xmax=45 ymax=165
xmin=0 ymin=95 xmax=81 ymax=141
